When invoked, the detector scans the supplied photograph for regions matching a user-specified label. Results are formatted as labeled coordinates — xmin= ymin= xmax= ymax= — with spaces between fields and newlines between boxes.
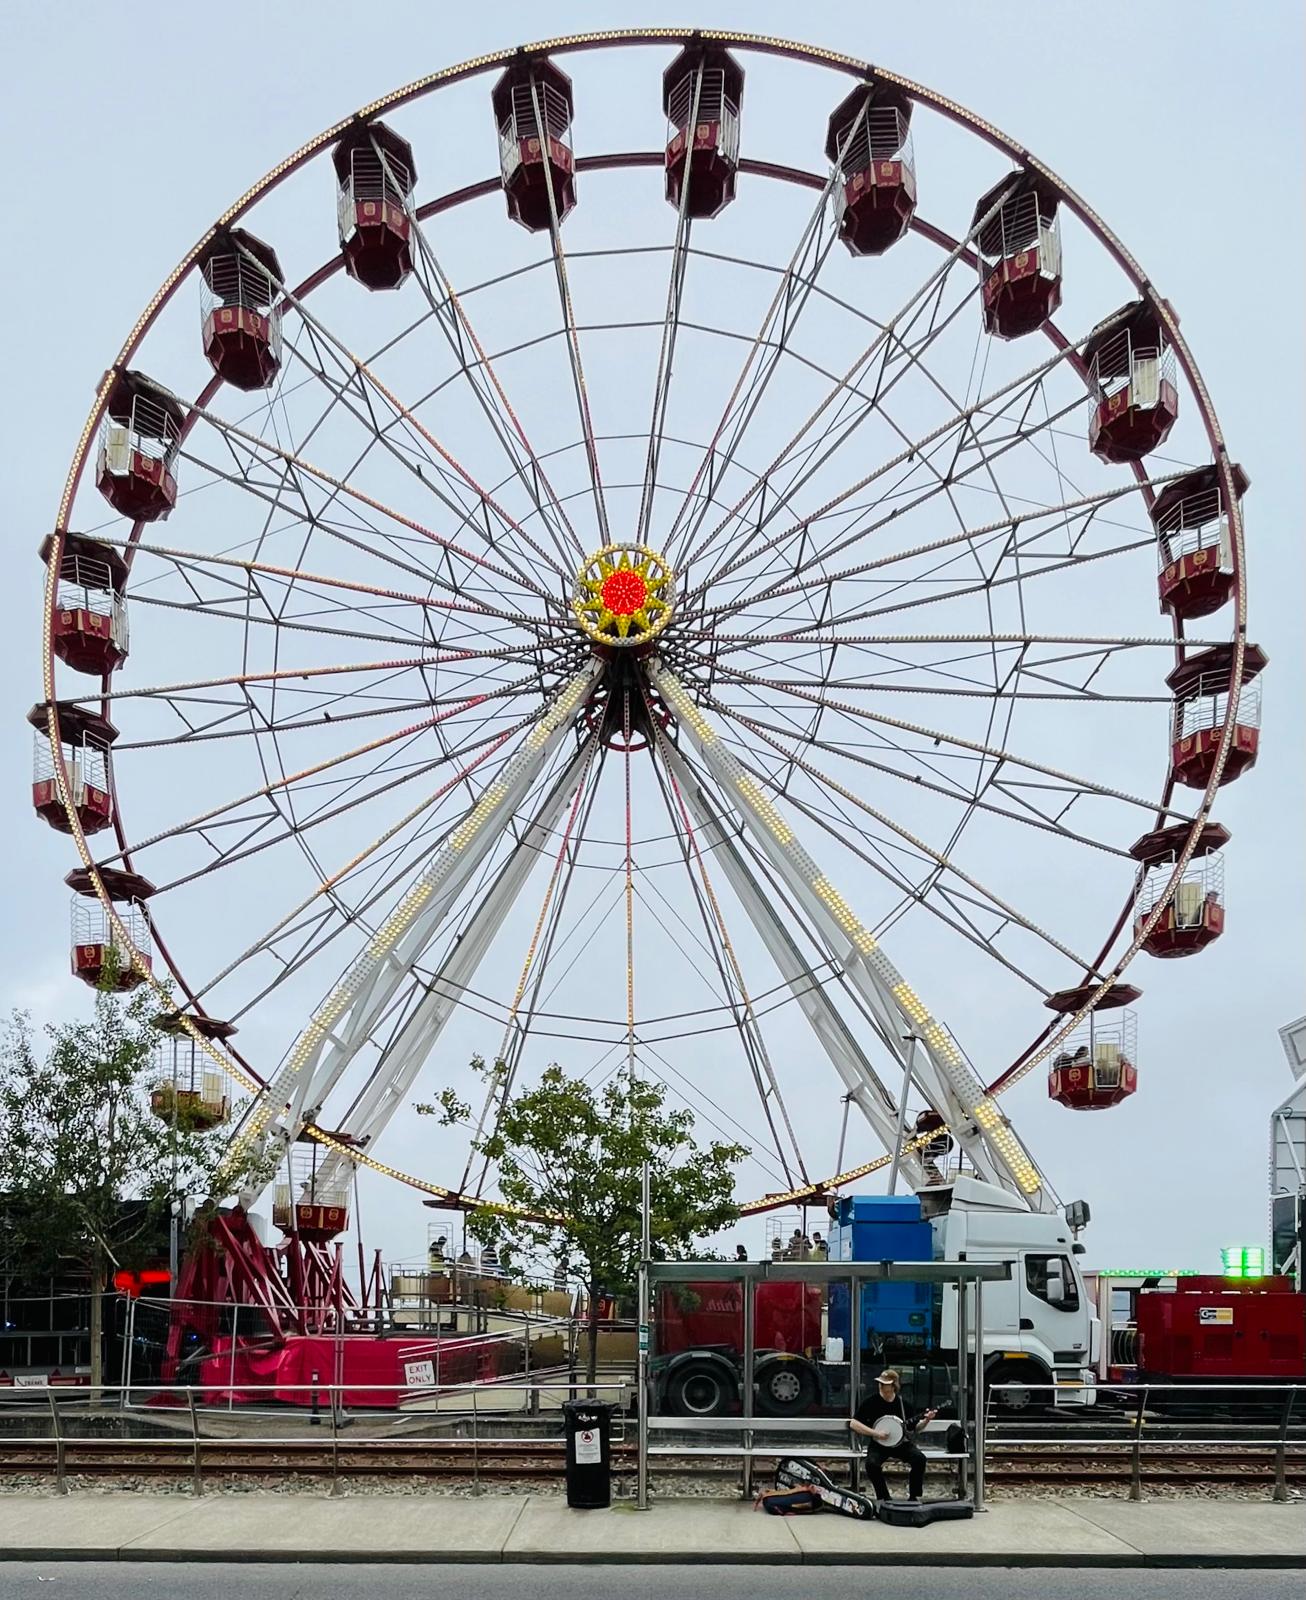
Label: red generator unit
xmin=1136 ymin=1277 xmax=1306 ymax=1385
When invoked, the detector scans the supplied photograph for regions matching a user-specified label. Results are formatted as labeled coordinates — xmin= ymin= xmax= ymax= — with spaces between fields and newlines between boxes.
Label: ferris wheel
xmin=34 ymin=30 xmax=1263 ymax=1237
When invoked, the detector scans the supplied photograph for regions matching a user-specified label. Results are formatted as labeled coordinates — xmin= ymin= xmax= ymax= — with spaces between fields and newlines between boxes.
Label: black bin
xmin=562 ymin=1398 xmax=614 ymax=1508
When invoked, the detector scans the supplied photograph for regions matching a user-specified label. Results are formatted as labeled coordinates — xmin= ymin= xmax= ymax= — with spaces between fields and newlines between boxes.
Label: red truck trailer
xmin=653 ymin=1279 xmax=825 ymax=1416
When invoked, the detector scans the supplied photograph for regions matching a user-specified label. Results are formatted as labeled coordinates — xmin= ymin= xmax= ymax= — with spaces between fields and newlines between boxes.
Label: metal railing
xmin=987 ymin=1381 xmax=1306 ymax=1504
xmin=0 ymin=1380 xmax=628 ymax=1498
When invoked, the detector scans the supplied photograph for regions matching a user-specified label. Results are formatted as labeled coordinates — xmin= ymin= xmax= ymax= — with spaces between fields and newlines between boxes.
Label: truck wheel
xmin=755 ymin=1360 xmax=818 ymax=1417
xmin=667 ymin=1362 xmax=732 ymax=1417
xmin=985 ymin=1360 xmax=1045 ymax=1413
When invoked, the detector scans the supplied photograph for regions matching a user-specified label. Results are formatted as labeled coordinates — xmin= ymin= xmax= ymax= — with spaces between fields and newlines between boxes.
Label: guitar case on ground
xmin=876 ymin=1497 xmax=975 ymax=1528
xmin=773 ymin=1457 xmax=877 ymax=1521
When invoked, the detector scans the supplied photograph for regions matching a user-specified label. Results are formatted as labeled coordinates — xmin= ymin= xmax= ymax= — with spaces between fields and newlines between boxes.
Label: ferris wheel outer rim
xmin=38 ymin=30 xmax=1250 ymax=1211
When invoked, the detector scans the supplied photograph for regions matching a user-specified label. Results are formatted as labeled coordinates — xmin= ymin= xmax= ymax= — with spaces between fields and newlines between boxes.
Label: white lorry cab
xmin=922 ymin=1176 xmax=1098 ymax=1409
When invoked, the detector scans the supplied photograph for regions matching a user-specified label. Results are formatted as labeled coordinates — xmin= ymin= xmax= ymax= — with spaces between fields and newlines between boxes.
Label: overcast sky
xmin=2 ymin=0 xmax=1302 ymax=1276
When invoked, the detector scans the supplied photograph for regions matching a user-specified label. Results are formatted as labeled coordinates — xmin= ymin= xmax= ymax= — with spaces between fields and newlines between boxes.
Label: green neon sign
xmin=1093 ymin=1269 xmax=1199 ymax=1278
xmin=1220 ymin=1246 xmax=1265 ymax=1279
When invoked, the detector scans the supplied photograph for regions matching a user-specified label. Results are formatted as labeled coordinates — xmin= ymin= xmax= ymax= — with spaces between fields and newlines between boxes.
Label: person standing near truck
xmin=848 ymin=1369 xmax=937 ymax=1502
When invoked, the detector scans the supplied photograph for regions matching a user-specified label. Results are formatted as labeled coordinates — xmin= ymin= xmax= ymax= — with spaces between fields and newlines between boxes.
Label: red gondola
xmin=1151 ymin=464 xmax=1247 ymax=622
xmin=973 ymin=172 xmax=1062 ymax=339
xmin=663 ymin=44 xmax=744 ymax=220
xmin=198 ymin=229 xmax=283 ymax=390
xmin=1130 ymin=822 xmax=1229 ymax=959
xmin=1083 ymin=302 xmax=1178 ymax=463
xmin=42 ymin=532 xmax=129 ymax=677
xmin=492 ymin=57 xmax=575 ymax=233
xmin=1168 ymin=643 xmax=1266 ymax=789
xmin=95 ymin=371 xmax=184 ymax=522
xmin=333 ymin=121 xmax=417 ymax=291
xmin=825 ymin=83 xmax=915 ymax=256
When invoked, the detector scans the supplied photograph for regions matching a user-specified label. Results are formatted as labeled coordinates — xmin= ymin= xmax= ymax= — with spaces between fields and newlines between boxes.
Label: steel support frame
xmin=307 ymin=742 xmax=598 ymax=1196
xmin=651 ymin=659 xmax=1050 ymax=1210
xmin=662 ymin=741 xmax=932 ymax=1191
xmin=238 ymin=662 xmax=601 ymax=1205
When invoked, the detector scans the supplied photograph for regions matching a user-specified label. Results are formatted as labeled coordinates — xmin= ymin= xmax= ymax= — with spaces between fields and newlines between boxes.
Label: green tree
xmin=420 ymin=1060 xmax=748 ymax=1384
xmin=0 ymin=980 xmax=246 ymax=1394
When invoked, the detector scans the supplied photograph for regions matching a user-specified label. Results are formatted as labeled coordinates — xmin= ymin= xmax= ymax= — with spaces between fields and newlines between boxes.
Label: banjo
xmin=871 ymin=1414 xmax=905 ymax=1447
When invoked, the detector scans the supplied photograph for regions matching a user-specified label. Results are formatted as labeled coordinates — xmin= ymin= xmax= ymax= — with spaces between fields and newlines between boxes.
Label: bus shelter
xmin=636 ymin=1258 xmax=1012 ymax=1511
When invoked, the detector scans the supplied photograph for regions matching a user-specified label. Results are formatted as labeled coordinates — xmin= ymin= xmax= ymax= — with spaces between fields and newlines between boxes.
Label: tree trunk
xmin=586 ymin=1276 xmax=600 ymax=1393
xmin=88 ymin=1256 xmax=105 ymax=1406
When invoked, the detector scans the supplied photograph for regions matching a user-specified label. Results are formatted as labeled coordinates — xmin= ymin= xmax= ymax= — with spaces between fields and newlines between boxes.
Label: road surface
xmin=1 ymin=1565 xmax=1300 ymax=1597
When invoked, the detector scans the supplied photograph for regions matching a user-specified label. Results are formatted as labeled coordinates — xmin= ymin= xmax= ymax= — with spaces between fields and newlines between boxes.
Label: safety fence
xmin=0 ymin=1380 xmax=1303 ymax=1502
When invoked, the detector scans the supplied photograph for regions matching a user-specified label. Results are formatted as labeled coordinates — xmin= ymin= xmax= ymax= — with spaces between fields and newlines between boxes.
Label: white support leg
xmin=307 ymin=743 xmax=596 ymax=1197
xmin=666 ymin=741 xmax=932 ymax=1193
xmin=236 ymin=663 xmax=601 ymax=1206
xmin=651 ymin=660 xmax=1051 ymax=1212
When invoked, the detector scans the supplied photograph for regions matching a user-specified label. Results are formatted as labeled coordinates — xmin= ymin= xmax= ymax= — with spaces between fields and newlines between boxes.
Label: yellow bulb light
xmin=572 ymin=545 xmax=675 ymax=649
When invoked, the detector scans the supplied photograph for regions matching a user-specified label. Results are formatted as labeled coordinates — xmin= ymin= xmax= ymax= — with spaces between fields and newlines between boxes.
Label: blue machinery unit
xmin=828 ymin=1194 xmax=935 ymax=1350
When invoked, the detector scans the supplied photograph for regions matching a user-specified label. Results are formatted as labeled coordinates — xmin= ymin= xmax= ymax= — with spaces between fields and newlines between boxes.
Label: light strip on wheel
xmin=650 ymin=659 xmax=1045 ymax=1200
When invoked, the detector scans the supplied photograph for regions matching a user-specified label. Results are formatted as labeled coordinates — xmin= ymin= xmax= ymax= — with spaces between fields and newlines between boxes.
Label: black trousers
xmin=865 ymin=1440 xmax=927 ymax=1501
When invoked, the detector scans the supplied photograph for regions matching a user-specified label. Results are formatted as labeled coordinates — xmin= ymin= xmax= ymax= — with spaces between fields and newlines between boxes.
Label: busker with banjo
xmin=848 ymin=1368 xmax=937 ymax=1502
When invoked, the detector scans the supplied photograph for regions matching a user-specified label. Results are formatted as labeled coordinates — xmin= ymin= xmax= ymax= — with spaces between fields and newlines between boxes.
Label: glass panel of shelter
xmin=643 ymin=1261 xmax=987 ymax=1504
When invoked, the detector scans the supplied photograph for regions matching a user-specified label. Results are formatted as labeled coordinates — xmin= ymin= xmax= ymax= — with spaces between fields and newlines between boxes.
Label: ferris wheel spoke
xmin=646 ymin=711 xmax=809 ymax=1185
xmin=706 ymin=695 xmax=1103 ymax=978
xmin=176 ymin=389 xmax=558 ymax=611
xmin=62 ymin=646 xmax=557 ymax=711
xmin=188 ymin=722 xmax=551 ymax=1013
xmin=96 ymin=686 xmax=537 ymax=875
xmin=685 ymin=260 xmax=981 ymax=599
xmin=374 ymin=152 xmax=587 ymax=573
xmin=694 ymin=479 xmax=1157 ymax=647
xmin=529 ymin=76 xmax=611 ymax=548
xmin=692 ymin=337 xmax=1095 ymax=629
xmin=675 ymin=181 xmax=1016 ymax=585
xmin=635 ymin=100 xmax=700 ymax=549
xmin=124 ymin=589 xmax=535 ymax=655
xmin=114 ymin=674 xmax=547 ymax=753
xmin=106 ymin=532 xmax=553 ymax=644
xmin=690 ymin=469 xmax=1189 ymax=633
xmin=731 ymin=529 xmax=1156 ymax=639
xmin=279 ymin=315 xmax=572 ymax=596
xmin=702 ymin=667 xmax=1169 ymax=706
xmin=690 ymin=327 xmax=1094 ymax=613
xmin=149 ymin=721 xmax=540 ymax=916
xmin=714 ymin=730 xmax=1053 ymax=996
xmin=695 ymin=693 xmax=1130 ymax=858
xmin=686 ymin=660 xmax=1189 ymax=823
xmin=237 ymin=234 xmax=577 ymax=592
xmin=658 ymin=125 xmax=857 ymax=563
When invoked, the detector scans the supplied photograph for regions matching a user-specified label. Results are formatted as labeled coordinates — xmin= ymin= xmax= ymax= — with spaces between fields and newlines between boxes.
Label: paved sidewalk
xmin=0 ymin=1494 xmax=1300 ymax=1567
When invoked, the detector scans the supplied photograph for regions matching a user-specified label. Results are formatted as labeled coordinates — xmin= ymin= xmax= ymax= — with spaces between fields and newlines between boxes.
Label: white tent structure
xmin=1270 ymin=1016 xmax=1306 ymax=1284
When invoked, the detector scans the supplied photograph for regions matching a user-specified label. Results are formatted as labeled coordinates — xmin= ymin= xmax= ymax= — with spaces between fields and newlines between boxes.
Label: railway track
xmin=1 ymin=1437 xmax=1302 ymax=1488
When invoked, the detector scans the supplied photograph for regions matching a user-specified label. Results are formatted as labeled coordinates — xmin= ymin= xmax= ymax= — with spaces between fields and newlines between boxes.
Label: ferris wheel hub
xmin=571 ymin=543 xmax=674 ymax=650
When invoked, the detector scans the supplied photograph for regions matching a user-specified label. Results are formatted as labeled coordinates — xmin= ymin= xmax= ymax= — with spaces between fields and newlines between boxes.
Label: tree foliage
xmin=419 ymin=1059 xmax=748 ymax=1379
xmin=0 ymin=979 xmax=247 ymax=1387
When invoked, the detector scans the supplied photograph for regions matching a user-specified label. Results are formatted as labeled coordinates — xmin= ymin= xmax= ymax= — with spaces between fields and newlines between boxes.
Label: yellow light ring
xmin=572 ymin=543 xmax=676 ymax=648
